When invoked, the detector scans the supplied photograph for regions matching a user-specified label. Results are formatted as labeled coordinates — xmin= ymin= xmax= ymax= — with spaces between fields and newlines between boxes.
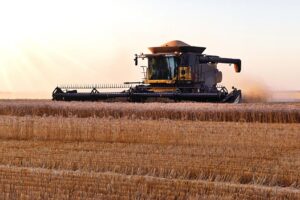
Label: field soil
xmin=0 ymin=100 xmax=299 ymax=199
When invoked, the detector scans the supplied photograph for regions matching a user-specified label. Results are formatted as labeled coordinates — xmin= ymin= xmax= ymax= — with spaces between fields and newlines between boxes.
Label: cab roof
xmin=148 ymin=40 xmax=206 ymax=54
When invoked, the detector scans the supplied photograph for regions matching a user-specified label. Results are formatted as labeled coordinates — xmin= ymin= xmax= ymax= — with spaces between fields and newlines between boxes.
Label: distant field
xmin=271 ymin=91 xmax=300 ymax=102
xmin=0 ymin=100 xmax=299 ymax=199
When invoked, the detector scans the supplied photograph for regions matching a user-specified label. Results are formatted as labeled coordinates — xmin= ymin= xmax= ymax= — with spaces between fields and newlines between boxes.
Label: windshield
xmin=148 ymin=56 xmax=180 ymax=80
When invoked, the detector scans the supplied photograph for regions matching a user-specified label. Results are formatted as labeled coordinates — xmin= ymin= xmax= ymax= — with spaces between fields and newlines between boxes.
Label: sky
xmin=0 ymin=0 xmax=299 ymax=98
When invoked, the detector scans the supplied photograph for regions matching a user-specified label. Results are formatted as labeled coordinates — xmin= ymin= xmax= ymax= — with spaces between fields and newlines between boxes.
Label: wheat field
xmin=0 ymin=100 xmax=299 ymax=199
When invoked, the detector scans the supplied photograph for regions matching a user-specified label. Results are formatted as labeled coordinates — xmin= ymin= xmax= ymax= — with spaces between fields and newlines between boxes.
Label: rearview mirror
xmin=134 ymin=54 xmax=138 ymax=66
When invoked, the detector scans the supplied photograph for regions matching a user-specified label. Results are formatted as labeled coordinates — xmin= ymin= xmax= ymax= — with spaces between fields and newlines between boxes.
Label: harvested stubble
xmin=0 ymin=100 xmax=299 ymax=199
xmin=0 ymin=165 xmax=299 ymax=200
xmin=0 ymin=116 xmax=299 ymax=190
xmin=0 ymin=100 xmax=299 ymax=123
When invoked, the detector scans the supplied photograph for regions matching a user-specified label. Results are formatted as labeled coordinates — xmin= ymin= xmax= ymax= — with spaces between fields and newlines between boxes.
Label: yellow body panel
xmin=144 ymin=79 xmax=175 ymax=84
xmin=178 ymin=66 xmax=192 ymax=81
xmin=145 ymin=66 xmax=192 ymax=84
xmin=148 ymin=87 xmax=177 ymax=92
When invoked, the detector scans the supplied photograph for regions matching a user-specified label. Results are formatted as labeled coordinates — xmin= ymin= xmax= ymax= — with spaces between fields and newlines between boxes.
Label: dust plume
xmin=223 ymin=75 xmax=272 ymax=103
xmin=242 ymin=82 xmax=271 ymax=103
xmin=237 ymin=77 xmax=271 ymax=103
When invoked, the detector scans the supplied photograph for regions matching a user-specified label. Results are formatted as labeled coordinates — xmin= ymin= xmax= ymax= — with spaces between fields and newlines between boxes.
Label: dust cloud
xmin=223 ymin=75 xmax=272 ymax=103
xmin=241 ymin=80 xmax=271 ymax=103
xmin=236 ymin=77 xmax=300 ymax=103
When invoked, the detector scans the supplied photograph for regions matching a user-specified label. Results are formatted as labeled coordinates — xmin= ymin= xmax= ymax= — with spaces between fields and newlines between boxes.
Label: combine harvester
xmin=53 ymin=40 xmax=242 ymax=103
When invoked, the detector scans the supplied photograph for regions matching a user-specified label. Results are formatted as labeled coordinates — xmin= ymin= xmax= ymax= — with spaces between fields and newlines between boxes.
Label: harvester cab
xmin=53 ymin=40 xmax=242 ymax=103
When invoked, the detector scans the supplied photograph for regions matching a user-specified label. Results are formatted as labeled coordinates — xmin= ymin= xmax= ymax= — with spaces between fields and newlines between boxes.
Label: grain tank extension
xmin=53 ymin=40 xmax=242 ymax=103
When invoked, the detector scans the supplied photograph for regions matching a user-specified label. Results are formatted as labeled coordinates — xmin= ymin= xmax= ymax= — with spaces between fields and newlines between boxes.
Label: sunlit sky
xmin=0 ymin=0 xmax=299 ymax=98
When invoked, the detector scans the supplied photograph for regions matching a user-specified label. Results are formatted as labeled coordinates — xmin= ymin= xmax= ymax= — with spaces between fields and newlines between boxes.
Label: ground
xmin=0 ymin=100 xmax=299 ymax=199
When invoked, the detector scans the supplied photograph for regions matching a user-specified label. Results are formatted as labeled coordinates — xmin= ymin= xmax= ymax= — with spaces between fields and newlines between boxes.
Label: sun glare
xmin=0 ymin=1 xmax=119 ymax=96
xmin=0 ymin=1 xmax=298 ymax=97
